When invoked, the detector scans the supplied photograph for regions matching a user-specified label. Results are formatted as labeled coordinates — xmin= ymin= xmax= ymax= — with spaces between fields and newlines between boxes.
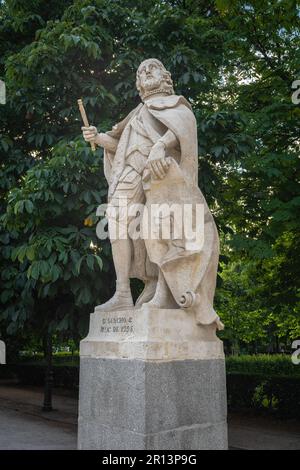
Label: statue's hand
xmin=147 ymin=141 xmax=170 ymax=180
xmin=82 ymin=125 xmax=98 ymax=144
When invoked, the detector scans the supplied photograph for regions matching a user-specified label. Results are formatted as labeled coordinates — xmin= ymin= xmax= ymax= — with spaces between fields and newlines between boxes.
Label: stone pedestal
xmin=78 ymin=305 xmax=228 ymax=450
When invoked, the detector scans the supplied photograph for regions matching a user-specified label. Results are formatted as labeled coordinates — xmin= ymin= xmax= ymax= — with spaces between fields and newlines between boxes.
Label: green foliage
xmin=216 ymin=260 xmax=300 ymax=351
xmin=18 ymin=351 xmax=79 ymax=365
xmin=227 ymin=354 xmax=300 ymax=417
xmin=1 ymin=138 xmax=113 ymax=337
xmin=211 ymin=0 xmax=300 ymax=350
xmin=227 ymin=374 xmax=300 ymax=418
xmin=0 ymin=0 xmax=299 ymax=353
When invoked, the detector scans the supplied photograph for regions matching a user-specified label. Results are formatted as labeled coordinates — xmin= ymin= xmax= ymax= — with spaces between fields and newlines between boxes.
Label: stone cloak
xmin=102 ymin=95 xmax=221 ymax=327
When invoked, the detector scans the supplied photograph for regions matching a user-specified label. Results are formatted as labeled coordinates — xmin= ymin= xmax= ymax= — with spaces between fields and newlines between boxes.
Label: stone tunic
xmin=109 ymin=105 xmax=158 ymax=208
xmin=106 ymin=105 xmax=161 ymax=280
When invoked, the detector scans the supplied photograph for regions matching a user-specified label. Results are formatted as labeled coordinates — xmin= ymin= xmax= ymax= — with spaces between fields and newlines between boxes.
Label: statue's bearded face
xmin=138 ymin=61 xmax=164 ymax=92
xmin=136 ymin=59 xmax=174 ymax=100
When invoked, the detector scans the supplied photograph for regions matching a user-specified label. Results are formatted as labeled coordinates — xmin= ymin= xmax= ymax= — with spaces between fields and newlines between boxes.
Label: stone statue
xmin=82 ymin=58 xmax=223 ymax=330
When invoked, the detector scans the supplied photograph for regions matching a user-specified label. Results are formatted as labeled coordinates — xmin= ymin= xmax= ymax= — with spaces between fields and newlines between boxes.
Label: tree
xmin=214 ymin=0 xmax=300 ymax=351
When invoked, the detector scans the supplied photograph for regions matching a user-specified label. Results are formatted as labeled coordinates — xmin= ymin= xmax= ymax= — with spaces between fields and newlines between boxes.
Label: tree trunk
xmin=42 ymin=332 xmax=53 ymax=411
xmin=275 ymin=335 xmax=280 ymax=354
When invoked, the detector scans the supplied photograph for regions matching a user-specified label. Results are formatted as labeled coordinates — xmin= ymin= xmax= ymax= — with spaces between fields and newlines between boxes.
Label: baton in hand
xmin=77 ymin=99 xmax=96 ymax=152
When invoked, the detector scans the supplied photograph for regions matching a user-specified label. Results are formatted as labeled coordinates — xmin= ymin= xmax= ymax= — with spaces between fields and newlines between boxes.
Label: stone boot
xmin=135 ymin=279 xmax=157 ymax=308
xmin=144 ymin=272 xmax=178 ymax=309
xmin=95 ymin=281 xmax=134 ymax=312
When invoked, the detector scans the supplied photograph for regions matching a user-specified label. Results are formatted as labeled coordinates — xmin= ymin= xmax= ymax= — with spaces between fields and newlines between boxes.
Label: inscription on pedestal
xmin=100 ymin=315 xmax=134 ymax=334
xmin=83 ymin=307 xmax=224 ymax=360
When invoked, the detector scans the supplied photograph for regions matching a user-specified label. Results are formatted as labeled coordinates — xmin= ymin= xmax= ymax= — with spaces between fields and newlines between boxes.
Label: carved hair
xmin=136 ymin=58 xmax=174 ymax=100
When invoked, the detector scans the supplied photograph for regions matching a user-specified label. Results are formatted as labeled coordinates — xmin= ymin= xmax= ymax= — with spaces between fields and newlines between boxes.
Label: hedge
xmin=226 ymin=354 xmax=300 ymax=418
xmin=226 ymin=354 xmax=300 ymax=377
xmin=0 ymin=363 xmax=79 ymax=390
xmin=16 ymin=353 xmax=298 ymax=375
xmin=227 ymin=373 xmax=300 ymax=418
xmin=18 ymin=353 xmax=79 ymax=366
